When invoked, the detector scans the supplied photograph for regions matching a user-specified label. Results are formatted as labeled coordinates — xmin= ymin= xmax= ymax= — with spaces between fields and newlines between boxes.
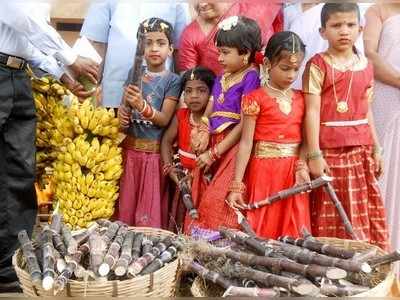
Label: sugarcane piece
xmin=368 ymin=250 xmax=400 ymax=267
xmin=73 ymin=222 xmax=99 ymax=245
xmin=50 ymin=214 xmax=67 ymax=257
xmin=222 ymin=286 xmax=279 ymax=297
xmin=279 ymin=235 xmax=356 ymax=259
xmin=268 ymin=240 xmax=372 ymax=274
xmin=300 ymin=227 xmax=315 ymax=240
xmin=99 ymin=226 xmax=128 ymax=276
xmin=132 ymin=233 xmax=144 ymax=259
xmin=192 ymin=242 xmax=347 ymax=280
xmin=56 ymin=257 xmax=67 ymax=273
xmin=140 ymin=244 xmax=178 ymax=275
xmin=89 ymin=232 xmax=107 ymax=274
xmin=173 ymin=157 xmax=199 ymax=219
xmin=324 ymin=182 xmax=358 ymax=239
xmin=246 ymin=176 xmax=331 ymax=209
xmin=40 ymin=226 xmax=57 ymax=290
xmin=102 ymin=222 xmax=120 ymax=246
xmin=190 ymin=261 xmax=235 ymax=290
xmin=18 ymin=230 xmax=42 ymax=286
xmin=96 ymin=219 xmax=112 ymax=227
xmin=219 ymin=227 xmax=271 ymax=256
xmin=229 ymin=262 xmax=319 ymax=296
xmin=235 ymin=210 xmax=256 ymax=237
xmin=128 ymin=237 xmax=173 ymax=276
xmin=61 ymin=223 xmax=78 ymax=255
xmin=73 ymin=242 xmax=90 ymax=278
xmin=320 ymin=282 xmax=369 ymax=296
xmin=351 ymin=248 xmax=378 ymax=263
xmin=141 ymin=237 xmax=153 ymax=255
xmin=114 ymin=231 xmax=135 ymax=276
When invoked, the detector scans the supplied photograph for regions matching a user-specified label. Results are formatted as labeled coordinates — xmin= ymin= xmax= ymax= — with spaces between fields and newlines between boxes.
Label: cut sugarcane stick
xmin=99 ymin=226 xmax=128 ymax=276
xmin=18 ymin=230 xmax=42 ymax=286
xmin=114 ymin=231 xmax=135 ymax=276
xmin=41 ymin=226 xmax=57 ymax=290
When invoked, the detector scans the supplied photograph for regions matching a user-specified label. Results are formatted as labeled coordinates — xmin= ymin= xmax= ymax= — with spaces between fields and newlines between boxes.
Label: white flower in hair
xmin=218 ymin=16 xmax=239 ymax=31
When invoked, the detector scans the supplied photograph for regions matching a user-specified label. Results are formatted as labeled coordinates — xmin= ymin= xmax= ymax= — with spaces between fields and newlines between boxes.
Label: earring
xmin=260 ymin=65 xmax=270 ymax=87
xmin=243 ymin=55 xmax=249 ymax=65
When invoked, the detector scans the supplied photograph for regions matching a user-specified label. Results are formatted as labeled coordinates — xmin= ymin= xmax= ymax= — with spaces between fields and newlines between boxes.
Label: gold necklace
xmin=189 ymin=112 xmax=200 ymax=127
xmin=266 ymin=81 xmax=293 ymax=115
xmin=328 ymin=53 xmax=356 ymax=113
xmin=218 ymin=65 xmax=252 ymax=103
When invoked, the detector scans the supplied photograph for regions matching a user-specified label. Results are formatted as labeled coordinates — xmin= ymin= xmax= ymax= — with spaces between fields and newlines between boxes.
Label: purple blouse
xmin=210 ymin=69 xmax=260 ymax=133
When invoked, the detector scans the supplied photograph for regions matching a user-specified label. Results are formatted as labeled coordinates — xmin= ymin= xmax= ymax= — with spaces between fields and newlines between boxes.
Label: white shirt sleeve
xmin=80 ymin=0 xmax=113 ymax=43
xmin=0 ymin=2 xmax=77 ymax=65
xmin=173 ymin=3 xmax=190 ymax=48
xmin=27 ymin=44 xmax=65 ymax=80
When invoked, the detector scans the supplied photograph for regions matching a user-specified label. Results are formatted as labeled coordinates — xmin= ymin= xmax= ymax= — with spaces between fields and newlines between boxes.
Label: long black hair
xmin=264 ymin=31 xmax=306 ymax=64
xmin=180 ymin=67 xmax=216 ymax=96
xmin=215 ymin=16 xmax=262 ymax=63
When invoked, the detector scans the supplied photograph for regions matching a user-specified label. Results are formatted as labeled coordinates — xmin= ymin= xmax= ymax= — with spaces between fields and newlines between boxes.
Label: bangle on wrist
xmin=228 ymin=180 xmax=246 ymax=194
xmin=295 ymin=159 xmax=308 ymax=172
xmin=162 ymin=163 xmax=173 ymax=176
xmin=138 ymin=100 xmax=147 ymax=114
xmin=306 ymin=150 xmax=323 ymax=161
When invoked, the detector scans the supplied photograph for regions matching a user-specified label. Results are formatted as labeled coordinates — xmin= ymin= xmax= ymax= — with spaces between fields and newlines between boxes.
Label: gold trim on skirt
xmin=253 ymin=141 xmax=300 ymax=158
xmin=122 ymin=136 xmax=160 ymax=153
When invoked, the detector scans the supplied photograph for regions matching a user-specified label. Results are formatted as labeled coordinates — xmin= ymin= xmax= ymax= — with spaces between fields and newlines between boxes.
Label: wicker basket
xmin=13 ymin=227 xmax=181 ymax=297
xmin=191 ymin=237 xmax=395 ymax=297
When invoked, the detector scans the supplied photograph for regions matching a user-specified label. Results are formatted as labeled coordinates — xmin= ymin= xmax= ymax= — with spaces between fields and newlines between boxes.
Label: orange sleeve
xmin=303 ymin=56 xmax=325 ymax=95
xmin=242 ymin=92 xmax=261 ymax=117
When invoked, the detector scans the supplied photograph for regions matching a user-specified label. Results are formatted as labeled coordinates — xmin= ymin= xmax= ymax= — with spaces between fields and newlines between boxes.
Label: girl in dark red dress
xmin=226 ymin=31 xmax=311 ymax=239
xmin=161 ymin=67 xmax=215 ymax=232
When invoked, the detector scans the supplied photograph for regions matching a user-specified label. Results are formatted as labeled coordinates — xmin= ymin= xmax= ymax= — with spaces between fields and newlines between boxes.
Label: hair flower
xmin=218 ymin=16 xmax=239 ymax=31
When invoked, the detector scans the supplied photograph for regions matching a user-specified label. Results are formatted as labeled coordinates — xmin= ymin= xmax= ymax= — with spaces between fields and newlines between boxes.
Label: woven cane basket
xmin=190 ymin=237 xmax=395 ymax=297
xmin=13 ymin=227 xmax=181 ymax=297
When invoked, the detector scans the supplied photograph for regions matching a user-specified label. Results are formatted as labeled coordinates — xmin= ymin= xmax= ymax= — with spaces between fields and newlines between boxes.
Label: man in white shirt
xmin=0 ymin=3 xmax=100 ymax=292
xmin=80 ymin=0 xmax=190 ymax=108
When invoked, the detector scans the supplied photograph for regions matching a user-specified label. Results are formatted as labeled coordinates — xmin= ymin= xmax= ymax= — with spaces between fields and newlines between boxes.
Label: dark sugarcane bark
xmin=246 ymin=176 xmax=330 ymax=209
xmin=41 ymin=226 xmax=57 ymax=290
xmin=140 ymin=245 xmax=178 ymax=275
xmin=73 ymin=222 xmax=99 ymax=245
xmin=320 ymin=283 xmax=369 ymax=296
xmin=89 ymin=232 xmax=107 ymax=275
xmin=73 ymin=243 xmax=90 ymax=278
xmin=96 ymin=219 xmax=112 ymax=227
xmin=231 ymin=262 xmax=318 ymax=296
xmin=268 ymin=240 xmax=371 ymax=274
xmin=235 ymin=210 xmax=257 ymax=237
xmin=114 ymin=231 xmax=135 ymax=276
xmin=351 ymin=248 xmax=378 ymax=263
xmin=194 ymin=242 xmax=347 ymax=280
xmin=18 ymin=230 xmax=42 ymax=286
xmin=132 ymin=233 xmax=144 ymax=260
xmin=219 ymin=227 xmax=271 ymax=256
xmin=102 ymin=222 xmax=120 ymax=246
xmin=141 ymin=237 xmax=153 ymax=255
xmin=189 ymin=261 xmax=234 ymax=289
xmin=61 ymin=223 xmax=78 ymax=255
xmin=50 ymin=214 xmax=67 ymax=257
xmin=128 ymin=237 xmax=173 ymax=276
xmin=368 ymin=250 xmax=400 ymax=267
xmin=99 ymin=226 xmax=128 ymax=276
xmin=278 ymin=235 xmax=356 ymax=259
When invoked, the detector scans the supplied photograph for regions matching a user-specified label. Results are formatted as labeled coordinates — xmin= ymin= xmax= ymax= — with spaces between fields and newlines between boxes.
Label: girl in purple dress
xmin=188 ymin=16 xmax=261 ymax=233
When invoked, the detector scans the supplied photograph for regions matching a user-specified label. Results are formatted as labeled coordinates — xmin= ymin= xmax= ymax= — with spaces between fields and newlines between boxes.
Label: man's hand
xmin=60 ymin=73 xmax=95 ymax=99
xmin=69 ymin=56 xmax=99 ymax=84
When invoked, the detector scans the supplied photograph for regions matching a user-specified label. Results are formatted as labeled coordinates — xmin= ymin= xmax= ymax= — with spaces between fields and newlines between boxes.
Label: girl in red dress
xmin=161 ymin=67 xmax=215 ymax=232
xmin=303 ymin=3 xmax=388 ymax=250
xmin=226 ymin=31 xmax=311 ymax=239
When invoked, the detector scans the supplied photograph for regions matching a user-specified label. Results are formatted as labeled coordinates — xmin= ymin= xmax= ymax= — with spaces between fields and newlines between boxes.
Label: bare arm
xmin=161 ymin=116 xmax=179 ymax=166
xmin=150 ymin=98 xmax=178 ymax=128
xmin=367 ymin=102 xmax=384 ymax=178
xmin=216 ymin=121 xmax=243 ymax=156
xmin=304 ymin=93 xmax=321 ymax=154
xmin=364 ymin=6 xmax=400 ymax=88
xmin=232 ymin=115 xmax=256 ymax=182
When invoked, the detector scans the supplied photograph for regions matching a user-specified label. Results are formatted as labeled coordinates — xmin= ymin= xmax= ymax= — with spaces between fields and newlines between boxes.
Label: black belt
xmin=0 ymin=52 xmax=27 ymax=70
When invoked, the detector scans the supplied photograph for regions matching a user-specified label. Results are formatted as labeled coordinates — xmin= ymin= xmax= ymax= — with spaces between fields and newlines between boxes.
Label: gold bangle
xmin=201 ymin=116 xmax=209 ymax=126
xmin=228 ymin=181 xmax=246 ymax=194
xmin=306 ymin=150 xmax=323 ymax=161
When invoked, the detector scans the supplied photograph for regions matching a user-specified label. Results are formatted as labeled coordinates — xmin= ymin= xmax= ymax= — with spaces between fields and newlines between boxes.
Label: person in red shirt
xmin=303 ymin=3 xmax=389 ymax=250
xmin=226 ymin=31 xmax=311 ymax=239
xmin=161 ymin=67 xmax=215 ymax=232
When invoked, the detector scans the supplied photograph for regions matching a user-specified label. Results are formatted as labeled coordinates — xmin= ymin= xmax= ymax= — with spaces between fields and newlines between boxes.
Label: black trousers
xmin=0 ymin=65 xmax=37 ymax=283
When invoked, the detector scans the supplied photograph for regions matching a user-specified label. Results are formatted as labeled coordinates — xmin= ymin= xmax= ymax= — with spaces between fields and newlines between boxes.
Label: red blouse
xmin=303 ymin=53 xmax=374 ymax=149
xmin=176 ymin=108 xmax=196 ymax=170
xmin=242 ymin=88 xmax=304 ymax=143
